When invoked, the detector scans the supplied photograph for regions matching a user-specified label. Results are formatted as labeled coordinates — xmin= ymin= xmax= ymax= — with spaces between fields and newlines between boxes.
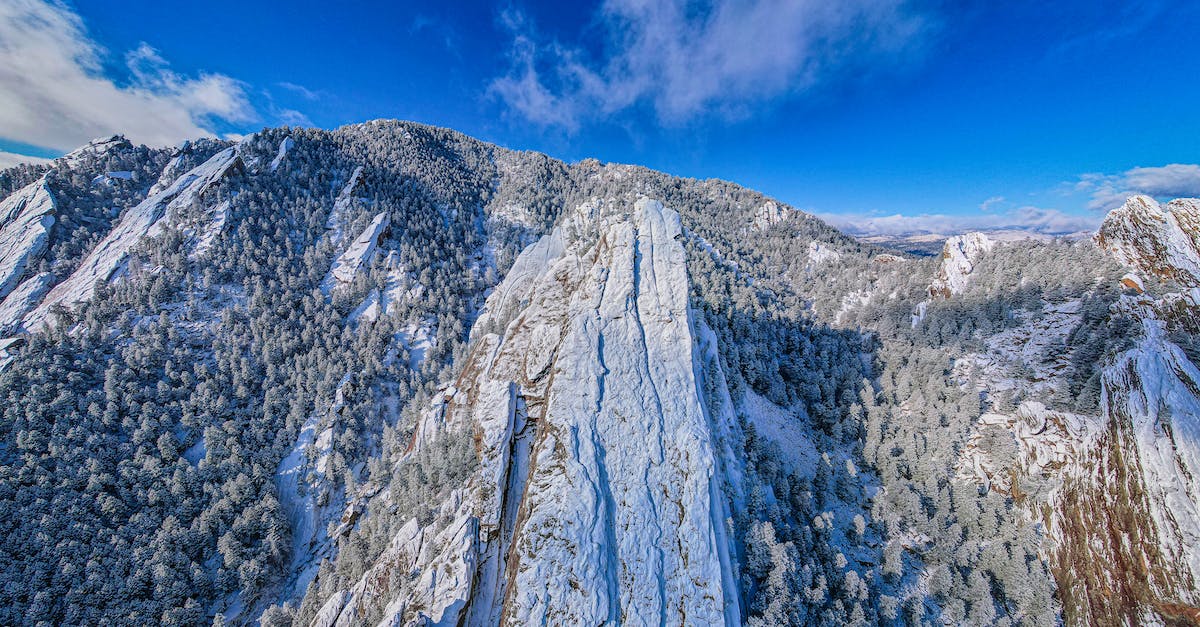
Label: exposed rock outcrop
xmin=960 ymin=196 xmax=1200 ymax=624
xmin=0 ymin=180 xmax=55 ymax=302
xmin=24 ymin=146 xmax=243 ymax=331
xmin=1096 ymin=195 xmax=1200 ymax=287
xmin=313 ymin=197 xmax=741 ymax=626
xmin=928 ymin=232 xmax=994 ymax=298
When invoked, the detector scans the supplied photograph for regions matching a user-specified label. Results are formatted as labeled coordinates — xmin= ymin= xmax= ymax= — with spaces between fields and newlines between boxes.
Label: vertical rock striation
xmin=315 ymin=197 xmax=740 ymax=626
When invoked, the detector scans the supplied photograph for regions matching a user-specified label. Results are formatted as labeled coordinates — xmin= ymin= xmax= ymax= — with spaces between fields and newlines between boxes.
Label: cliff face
xmin=1096 ymin=195 xmax=1200 ymax=288
xmin=960 ymin=196 xmax=1200 ymax=625
xmin=313 ymin=197 xmax=742 ymax=626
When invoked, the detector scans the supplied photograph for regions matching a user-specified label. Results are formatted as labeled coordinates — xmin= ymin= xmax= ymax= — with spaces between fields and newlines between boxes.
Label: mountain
xmin=0 ymin=120 xmax=1196 ymax=626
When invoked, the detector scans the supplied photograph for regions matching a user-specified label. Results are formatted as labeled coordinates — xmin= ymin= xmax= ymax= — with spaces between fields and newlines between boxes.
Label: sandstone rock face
xmin=959 ymin=197 xmax=1200 ymax=624
xmin=0 ymin=180 xmax=55 ymax=303
xmin=314 ymin=197 xmax=740 ymax=626
xmin=753 ymin=200 xmax=791 ymax=230
xmin=322 ymin=211 xmax=390 ymax=293
xmin=25 ymin=146 xmax=243 ymax=331
xmin=1096 ymin=195 xmax=1200 ymax=287
xmin=928 ymin=232 xmax=994 ymax=298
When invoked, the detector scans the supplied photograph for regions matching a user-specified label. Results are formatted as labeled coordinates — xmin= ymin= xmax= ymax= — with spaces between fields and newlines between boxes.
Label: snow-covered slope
xmin=5 ymin=123 xmax=1199 ymax=627
xmin=312 ymin=197 xmax=741 ymax=625
xmin=24 ymin=146 xmax=242 ymax=331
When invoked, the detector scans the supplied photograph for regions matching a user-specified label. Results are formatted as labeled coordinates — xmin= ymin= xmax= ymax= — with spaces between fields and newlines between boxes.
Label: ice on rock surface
xmin=319 ymin=197 xmax=739 ymax=626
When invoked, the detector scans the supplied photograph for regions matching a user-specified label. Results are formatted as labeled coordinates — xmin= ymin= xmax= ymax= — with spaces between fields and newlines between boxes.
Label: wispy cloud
xmin=823 ymin=205 xmax=1099 ymax=237
xmin=1075 ymin=163 xmax=1200 ymax=210
xmin=0 ymin=0 xmax=267 ymax=151
xmin=979 ymin=196 xmax=1005 ymax=212
xmin=0 ymin=150 xmax=51 ymax=170
xmin=277 ymin=81 xmax=321 ymax=101
xmin=491 ymin=0 xmax=931 ymax=130
xmin=275 ymin=108 xmax=313 ymax=127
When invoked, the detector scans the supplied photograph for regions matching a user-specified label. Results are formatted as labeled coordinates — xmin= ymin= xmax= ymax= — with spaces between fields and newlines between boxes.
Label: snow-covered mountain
xmin=0 ymin=121 xmax=1196 ymax=626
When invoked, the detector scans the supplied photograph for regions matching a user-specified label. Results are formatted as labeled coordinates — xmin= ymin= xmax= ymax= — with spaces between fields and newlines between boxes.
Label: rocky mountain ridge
xmin=0 ymin=122 xmax=1196 ymax=626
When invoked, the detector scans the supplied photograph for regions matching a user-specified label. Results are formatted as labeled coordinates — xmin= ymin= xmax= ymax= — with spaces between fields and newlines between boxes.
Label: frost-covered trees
xmin=0 ymin=119 xmax=1165 ymax=626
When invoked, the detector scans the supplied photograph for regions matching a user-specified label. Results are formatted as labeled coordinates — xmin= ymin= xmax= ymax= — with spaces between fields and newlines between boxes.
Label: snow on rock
xmin=956 ymin=286 xmax=1200 ymax=623
xmin=0 ymin=272 xmax=53 ymax=334
xmin=806 ymin=241 xmax=841 ymax=267
xmin=959 ymin=401 xmax=1102 ymax=500
xmin=927 ymin=232 xmax=994 ymax=298
xmin=25 ymin=146 xmax=243 ymax=332
xmin=276 ymin=374 xmax=351 ymax=603
xmin=326 ymin=166 xmax=364 ymax=245
xmin=499 ymin=198 xmax=730 ymax=625
xmin=0 ymin=180 xmax=55 ymax=301
xmin=91 ymin=171 xmax=133 ymax=185
xmin=321 ymin=211 xmax=389 ymax=293
xmin=61 ymin=135 xmax=130 ymax=166
xmin=910 ymin=300 xmax=927 ymax=328
xmin=1121 ymin=272 xmax=1146 ymax=293
xmin=318 ymin=197 xmax=740 ymax=626
xmin=952 ymin=301 xmax=1082 ymax=398
xmin=269 ymin=136 xmax=294 ymax=172
xmin=1097 ymin=195 xmax=1200 ymax=287
xmin=753 ymin=200 xmax=791 ymax=229
xmin=190 ymin=200 xmax=229 ymax=259
xmin=1100 ymin=314 xmax=1200 ymax=597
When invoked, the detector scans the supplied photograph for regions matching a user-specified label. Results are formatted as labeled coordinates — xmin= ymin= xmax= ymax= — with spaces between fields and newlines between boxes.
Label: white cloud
xmin=0 ymin=0 xmax=256 ymax=151
xmin=276 ymin=109 xmax=313 ymax=127
xmin=823 ymin=205 xmax=1099 ymax=237
xmin=277 ymin=81 xmax=321 ymax=101
xmin=1076 ymin=163 xmax=1200 ymax=211
xmin=979 ymin=196 xmax=1004 ymax=212
xmin=0 ymin=150 xmax=51 ymax=170
xmin=491 ymin=0 xmax=930 ymax=129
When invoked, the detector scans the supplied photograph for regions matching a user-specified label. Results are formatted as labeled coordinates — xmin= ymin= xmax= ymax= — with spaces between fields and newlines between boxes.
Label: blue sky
xmin=1 ymin=0 xmax=1198 ymax=234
